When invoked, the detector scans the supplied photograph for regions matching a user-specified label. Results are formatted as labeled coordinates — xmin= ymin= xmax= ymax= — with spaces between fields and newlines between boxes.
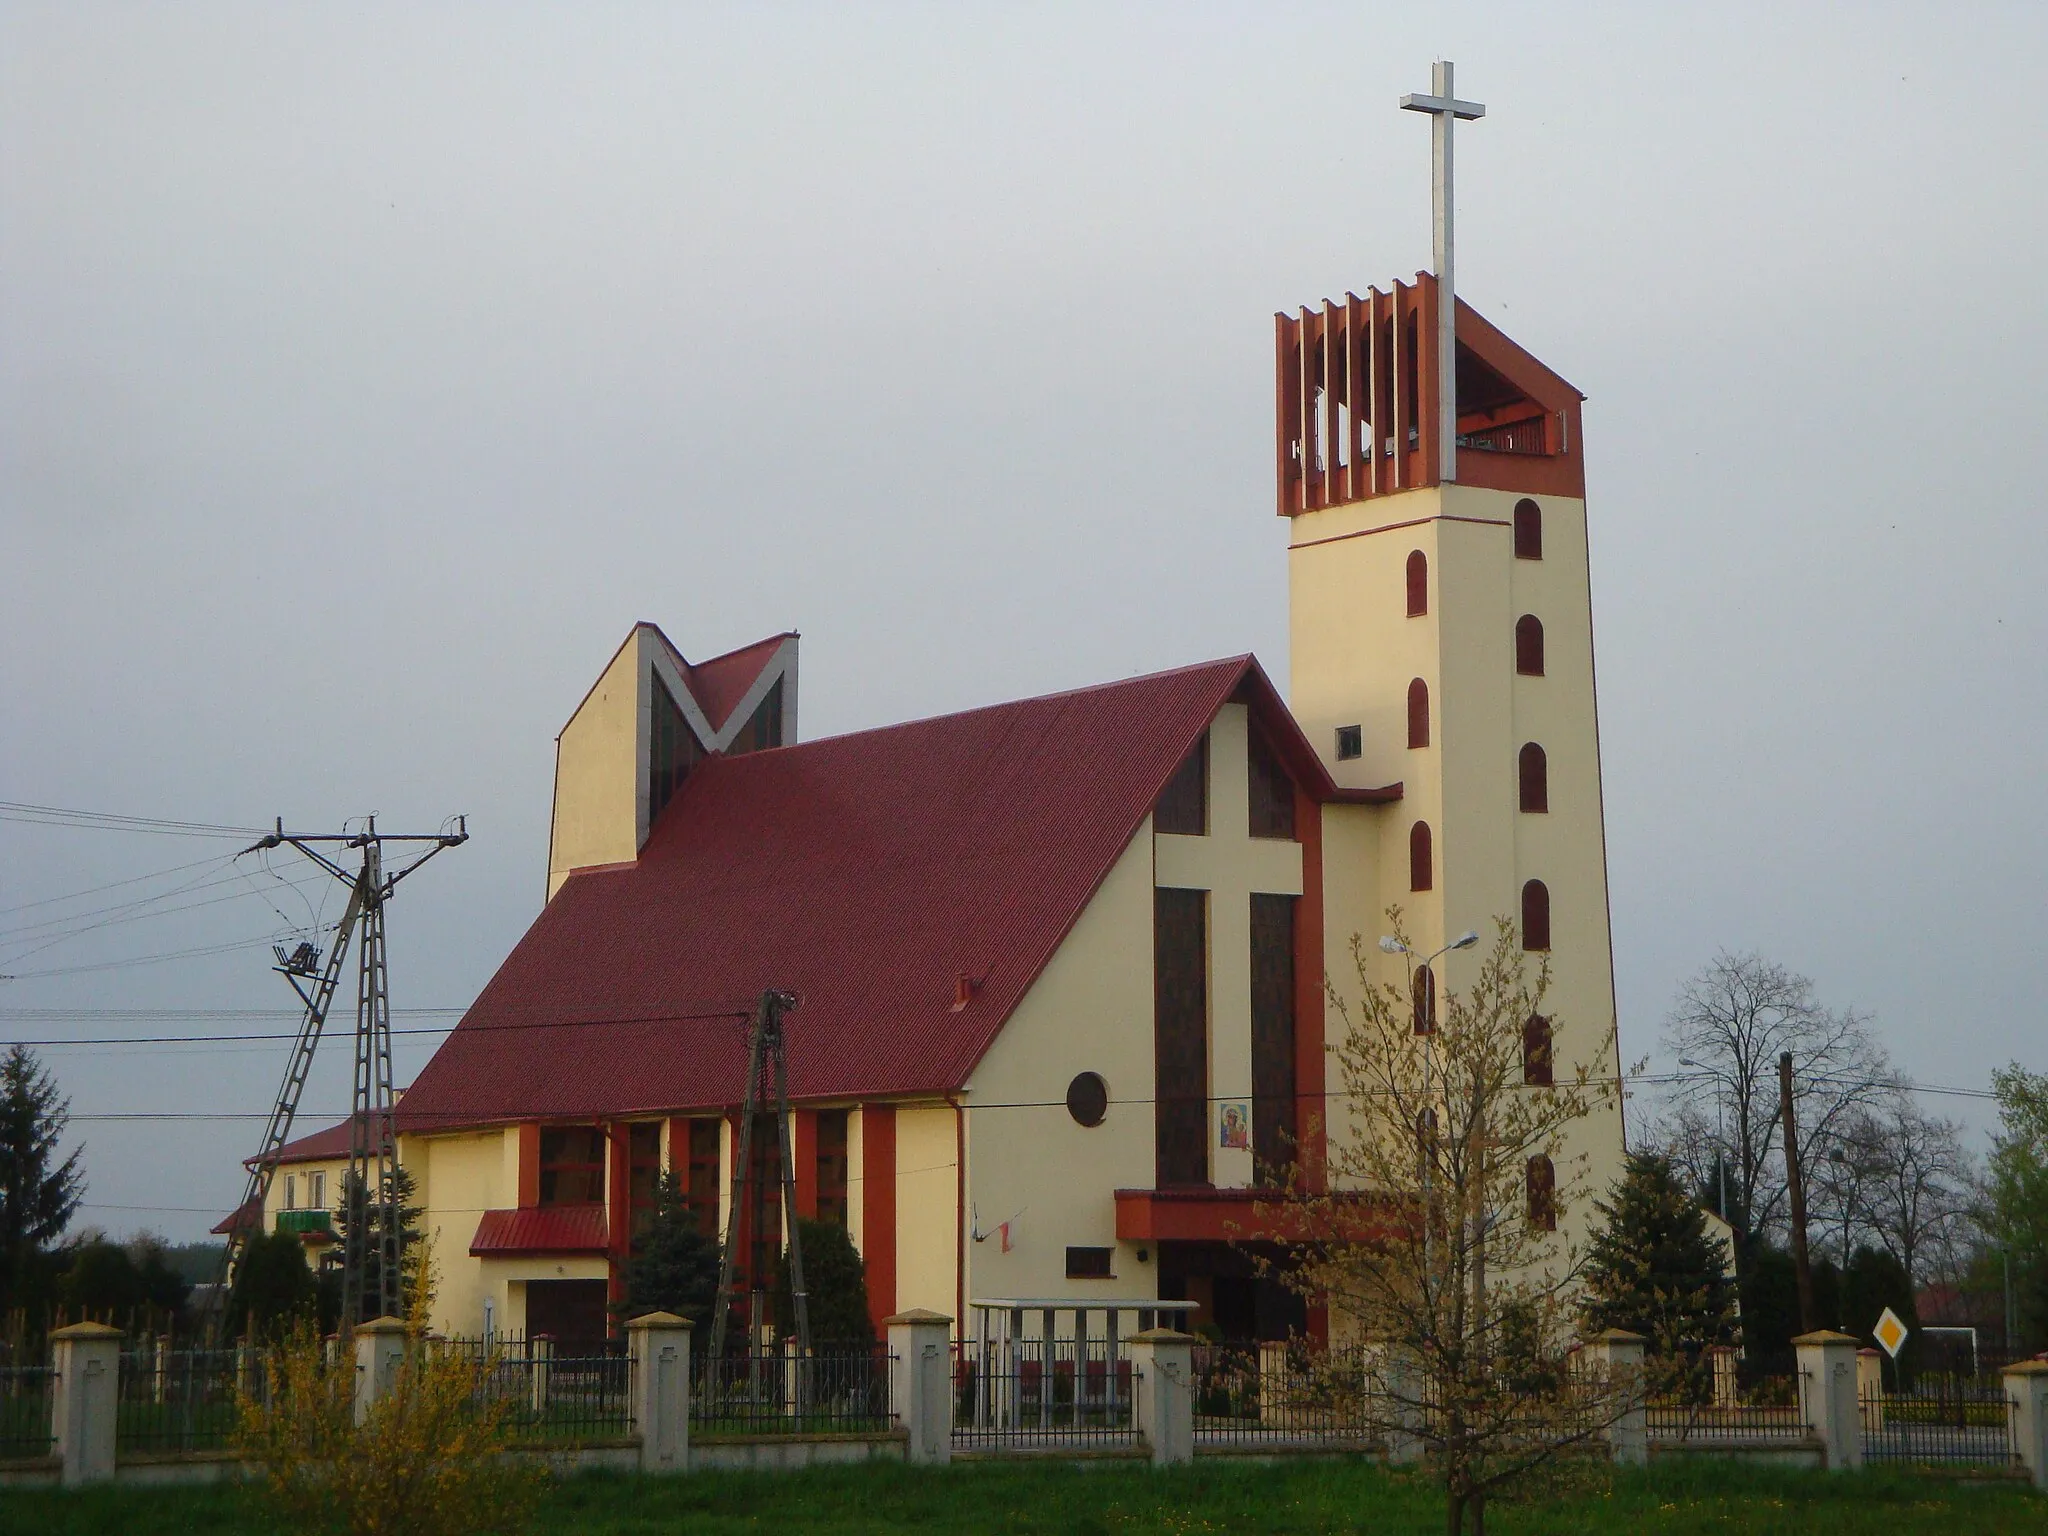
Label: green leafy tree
xmin=229 ymin=1229 xmax=317 ymax=1339
xmin=1582 ymin=1151 xmax=1739 ymax=1356
xmin=621 ymin=1170 xmax=721 ymax=1343
xmin=331 ymin=1165 xmax=426 ymax=1324
xmin=1986 ymin=1063 xmax=2048 ymax=1352
xmin=128 ymin=1232 xmax=194 ymax=1324
xmin=775 ymin=1217 xmax=876 ymax=1348
xmin=60 ymin=1238 xmax=143 ymax=1320
xmin=0 ymin=1046 xmax=85 ymax=1312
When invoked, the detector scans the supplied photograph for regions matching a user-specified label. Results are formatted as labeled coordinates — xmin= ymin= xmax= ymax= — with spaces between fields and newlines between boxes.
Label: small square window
xmin=1335 ymin=725 xmax=1362 ymax=761
xmin=1065 ymin=1246 xmax=1115 ymax=1280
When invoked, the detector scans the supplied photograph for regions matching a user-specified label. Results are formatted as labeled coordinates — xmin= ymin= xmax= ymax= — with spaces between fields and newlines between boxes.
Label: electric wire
xmin=0 ymin=853 xmax=234 ymax=917
xmin=0 ymin=801 xmax=268 ymax=839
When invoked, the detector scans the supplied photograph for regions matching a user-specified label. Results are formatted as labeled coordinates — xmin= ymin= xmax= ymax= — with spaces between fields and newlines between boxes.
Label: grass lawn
xmin=0 ymin=1456 xmax=2039 ymax=1534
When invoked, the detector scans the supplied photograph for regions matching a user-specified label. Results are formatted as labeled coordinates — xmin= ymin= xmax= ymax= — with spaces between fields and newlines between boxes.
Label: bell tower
xmin=1281 ymin=63 xmax=1625 ymax=1207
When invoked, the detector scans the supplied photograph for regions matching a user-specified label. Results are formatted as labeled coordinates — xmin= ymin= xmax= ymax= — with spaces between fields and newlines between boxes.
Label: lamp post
xmin=1679 ymin=1056 xmax=1730 ymax=1228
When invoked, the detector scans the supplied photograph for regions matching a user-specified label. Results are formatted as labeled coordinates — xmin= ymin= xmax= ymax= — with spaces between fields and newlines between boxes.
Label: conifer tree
xmin=776 ymin=1217 xmax=876 ymax=1347
xmin=330 ymin=1165 xmax=426 ymax=1323
xmin=622 ymin=1170 xmax=721 ymax=1345
xmin=0 ymin=1045 xmax=85 ymax=1311
xmin=1582 ymin=1150 xmax=1739 ymax=1354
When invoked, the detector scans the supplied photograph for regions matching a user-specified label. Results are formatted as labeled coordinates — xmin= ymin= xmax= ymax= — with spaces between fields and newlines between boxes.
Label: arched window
xmin=1514 ymin=499 xmax=1543 ymax=560
xmin=1519 ymin=743 xmax=1548 ymax=813
xmin=1412 ymin=965 xmax=1437 ymax=1036
xmin=1521 ymin=879 xmax=1550 ymax=951
xmin=1407 ymin=678 xmax=1430 ymax=749
xmin=1526 ymin=1155 xmax=1557 ymax=1230
xmin=1409 ymin=822 xmax=1433 ymax=892
xmin=1405 ymin=550 xmax=1428 ymax=617
xmin=1515 ymin=615 xmax=1545 ymax=677
xmin=1523 ymin=1015 xmax=1553 ymax=1086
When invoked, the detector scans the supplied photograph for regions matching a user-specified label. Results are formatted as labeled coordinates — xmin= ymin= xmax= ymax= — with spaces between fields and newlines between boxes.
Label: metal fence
xmin=950 ymin=1339 xmax=1141 ymax=1451
xmin=1646 ymin=1374 xmax=1810 ymax=1443
xmin=0 ymin=1366 xmax=54 ymax=1461
xmin=116 ymin=1346 xmax=252 ymax=1453
xmin=1861 ymin=1380 xmax=2018 ymax=1468
xmin=439 ymin=1335 xmax=634 ymax=1442
xmin=1192 ymin=1343 xmax=1379 ymax=1446
xmin=693 ymin=1346 xmax=892 ymax=1436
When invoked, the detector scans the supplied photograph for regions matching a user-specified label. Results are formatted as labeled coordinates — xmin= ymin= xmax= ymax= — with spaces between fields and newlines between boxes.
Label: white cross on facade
xmin=1401 ymin=61 xmax=1485 ymax=483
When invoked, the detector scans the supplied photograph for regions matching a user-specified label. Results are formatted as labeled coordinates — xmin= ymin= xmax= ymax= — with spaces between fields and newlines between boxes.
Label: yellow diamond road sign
xmin=1873 ymin=1307 xmax=1909 ymax=1358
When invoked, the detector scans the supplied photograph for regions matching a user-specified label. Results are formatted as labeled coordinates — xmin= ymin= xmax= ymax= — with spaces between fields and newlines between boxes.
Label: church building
xmin=246 ymin=269 xmax=1627 ymax=1350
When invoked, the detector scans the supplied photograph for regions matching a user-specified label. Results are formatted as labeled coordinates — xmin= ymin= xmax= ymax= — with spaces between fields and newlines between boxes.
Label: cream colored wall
xmin=264 ymin=1158 xmax=350 ymax=1230
xmin=546 ymin=631 xmax=647 ymax=900
xmin=962 ymin=825 xmax=1159 ymax=1303
xmin=893 ymin=1105 xmax=959 ymax=1318
xmin=1317 ymin=803 xmax=1385 ymax=1159
xmin=409 ymin=1128 xmax=520 ymax=1336
xmin=1287 ymin=483 xmax=1627 ymax=1242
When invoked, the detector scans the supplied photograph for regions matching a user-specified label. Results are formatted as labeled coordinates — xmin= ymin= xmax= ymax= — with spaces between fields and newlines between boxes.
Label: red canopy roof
xmin=470 ymin=1205 xmax=609 ymax=1257
xmin=399 ymin=655 xmax=1374 ymax=1131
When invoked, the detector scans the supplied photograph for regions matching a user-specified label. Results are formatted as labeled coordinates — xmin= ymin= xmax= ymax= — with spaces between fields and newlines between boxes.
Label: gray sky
xmin=4 ymin=4 xmax=2044 ymax=1243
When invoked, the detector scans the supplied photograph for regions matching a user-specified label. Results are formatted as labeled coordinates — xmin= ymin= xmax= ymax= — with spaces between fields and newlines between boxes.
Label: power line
xmin=0 ymin=801 xmax=267 ymax=840
xmin=0 ymin=869 xmax=331 ymax=961
xmin=0 ymin=853 xmax=234 ymax=917
xmin=0 ymin=936 xmax=279 ymax=980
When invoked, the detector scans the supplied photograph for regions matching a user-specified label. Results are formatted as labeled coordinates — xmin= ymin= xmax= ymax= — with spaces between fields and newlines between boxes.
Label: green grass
xmin=0 ymin=1456 xmax=2038 ymax=1534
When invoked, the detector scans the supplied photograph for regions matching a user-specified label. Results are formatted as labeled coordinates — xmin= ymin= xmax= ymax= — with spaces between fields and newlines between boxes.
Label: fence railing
xmin=1647 ymin=1374 xmax=1810 ymax=1443
xmin=693 ymin=1346 xmax=892 ymax=1437
xmin=438 ymin=1336 xmax=634 ymax=1442
xmin=1192 ymin=1343 xmax=1379 ymax=1445
xmin=950 ymin=1339 xmax=1141 ymax=1450
xmin=1861 ymin=1381 xmax=2018 ymax=1468
xmin=115 ymin=1346 xmax=251 ymax=1453
xmin=0 ymin=1366 xmax=54 ymax=1461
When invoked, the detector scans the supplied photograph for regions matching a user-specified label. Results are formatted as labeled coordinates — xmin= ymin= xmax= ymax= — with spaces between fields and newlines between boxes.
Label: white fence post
xmin=1584 ymin=1329 xmax=1648 ymax=1466
xmin=1855 ymin=1348 xmax=1884 ymax=1431
xmin=1127 ymin=1328 xmax=1194 ymax=1466
xmin=1375 ymin=1345 xmax=1425 ymax=1465
xmin=1793 ymin=1330 xmax=1861 ymax=1471
xmin=627 ymin=1311 xmax=692 ymax=1474
xmin=885 ymin=1309 xmax=953 ymax=1465
xmin=353 ymin=1317 xmax=408 ymax=1428
xmin=50 ymin=1321 xmax=121 ymax=1486
xmin=2005 ymin=1360 xmax=2048 ymax=1491
xmin=530 ymin=1334 xmax=554 ymax=1419
xmin=1707 ymin=1344 xmax=1738 ymax=1409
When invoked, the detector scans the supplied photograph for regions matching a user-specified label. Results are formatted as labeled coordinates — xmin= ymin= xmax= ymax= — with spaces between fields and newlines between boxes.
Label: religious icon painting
xmin=1218 ymin=1101 xmax=1250 ymax=1150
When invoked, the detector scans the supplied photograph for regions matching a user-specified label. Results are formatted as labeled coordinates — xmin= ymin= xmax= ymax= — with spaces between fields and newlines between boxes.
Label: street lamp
xmin=1679 ymin=1056 xmax=1731 ymax=1227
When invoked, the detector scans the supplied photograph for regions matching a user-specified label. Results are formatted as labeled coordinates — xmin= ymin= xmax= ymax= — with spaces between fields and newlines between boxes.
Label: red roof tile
xmin=245 ymin=1112 xmax=394 ymax=1168
xmin=212 ymin=1197 xmax=260 ymax=1237
xmin=400 ymin=655 xmax=1357 ymax=1130
xmin=469 ymin=1205 xmax=609 ymax=1257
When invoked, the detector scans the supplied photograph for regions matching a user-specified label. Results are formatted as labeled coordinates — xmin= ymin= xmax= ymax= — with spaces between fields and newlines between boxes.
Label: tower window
xmin=1521 ymin=880 xmax=1551 ymax=952
xmin=1335 ymin=725 xmax=1362 ymax=761
xmin=1155 ymin=733 xmax=1208 ymax=836
xmin=1526 ymin=1154 xmax=1557 ymax=1230
xmin=648 ymin=675 xmax=703 ymax=830
xmin=1519 ymin=743 xmax=1549 ymax=813
xmin=1409 ymin=821 xmax=1433 ymax=892
xmin=1405 ymin=550 xmax=1428 ymax=617
xmin=1516 ymin=615 xmax=1545 ymax=677
xmin=1523 ymin=1015 xmax=1554 ymax=1086
xmin=816 ymin=1109 xmax=850 ymax=1228
xmin=538 ymin=1126 xmax=606 ymax=1207
xmin=1514 ymin=499 xmax=1543 ymax=560
xmin=1407 ymin=679 xmax=1430 ymax=749
xmin=1411 ymin=965 xmax=1437 ymax=1036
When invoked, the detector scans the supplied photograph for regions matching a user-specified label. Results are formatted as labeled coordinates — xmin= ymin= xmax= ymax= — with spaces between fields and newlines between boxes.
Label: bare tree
xmin=1657 ymin=952 xmax=1891 ymax=1263
xmin=1847 ymin=1093 xmax=1975 ymax=1286
xmin=1282 ymin=916 xmax=1639 ymax=1536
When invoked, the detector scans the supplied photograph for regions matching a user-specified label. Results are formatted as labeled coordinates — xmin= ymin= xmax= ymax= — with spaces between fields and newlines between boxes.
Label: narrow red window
xmin=1409 ymin=822 xmax=1433 ymax=892
xmin=1405 ymin=550 xmax=1428 ymax=617
xmin=1516 ymin=615 xmax=1545 ymax=677
xmin=1526 ymin=1155 xmax=1557 ymax=1230
xmin=1519 ymin=743 xmax=1548 ymax=813
xmin=1407 ymin=678 xmax=1430 ymax=749
xmin=1523 ymin=1015 xmax=1554 ymax=1086
xmin=1514 ymin=499 xmax=1543 ymax=560
xmin=1521 ymin=880 xmax=1551 ymax=952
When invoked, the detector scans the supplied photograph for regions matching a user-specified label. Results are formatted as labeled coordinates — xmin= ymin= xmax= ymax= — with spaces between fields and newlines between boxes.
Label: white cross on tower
xmin=1401 ymin=61 xmax=1485 ymax=484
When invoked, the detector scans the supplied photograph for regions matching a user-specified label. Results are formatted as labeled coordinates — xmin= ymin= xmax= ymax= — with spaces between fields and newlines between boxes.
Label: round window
xmin=1065 ymin=1072 xmax=1109 ymax=1128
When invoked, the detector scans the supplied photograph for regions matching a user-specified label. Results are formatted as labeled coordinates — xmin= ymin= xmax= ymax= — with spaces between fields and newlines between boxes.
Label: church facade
xmin=248 ymin=273 xmax=1627 ymax=1348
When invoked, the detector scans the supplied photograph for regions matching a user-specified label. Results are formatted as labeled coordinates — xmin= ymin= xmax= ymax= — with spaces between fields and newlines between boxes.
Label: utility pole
xmin=1780 ymin=1051 xmax=1816 ymax=1335
xmin=217 ymin=816 xmax=466 ymax=1335
xmin=707 ymin=990 xmax=811 ymax=1364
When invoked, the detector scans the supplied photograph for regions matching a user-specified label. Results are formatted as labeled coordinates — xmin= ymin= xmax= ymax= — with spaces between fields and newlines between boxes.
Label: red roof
xmin=245 ymin=1112 xmax=393 ymax=1168
xmin=400 ymin=655 xmax=1383 ymax=1130
xmin=470 ymin=1205 xmax=609 ymax=1257
xmin=212 ymin=1197 xmax=260 ymax=1237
